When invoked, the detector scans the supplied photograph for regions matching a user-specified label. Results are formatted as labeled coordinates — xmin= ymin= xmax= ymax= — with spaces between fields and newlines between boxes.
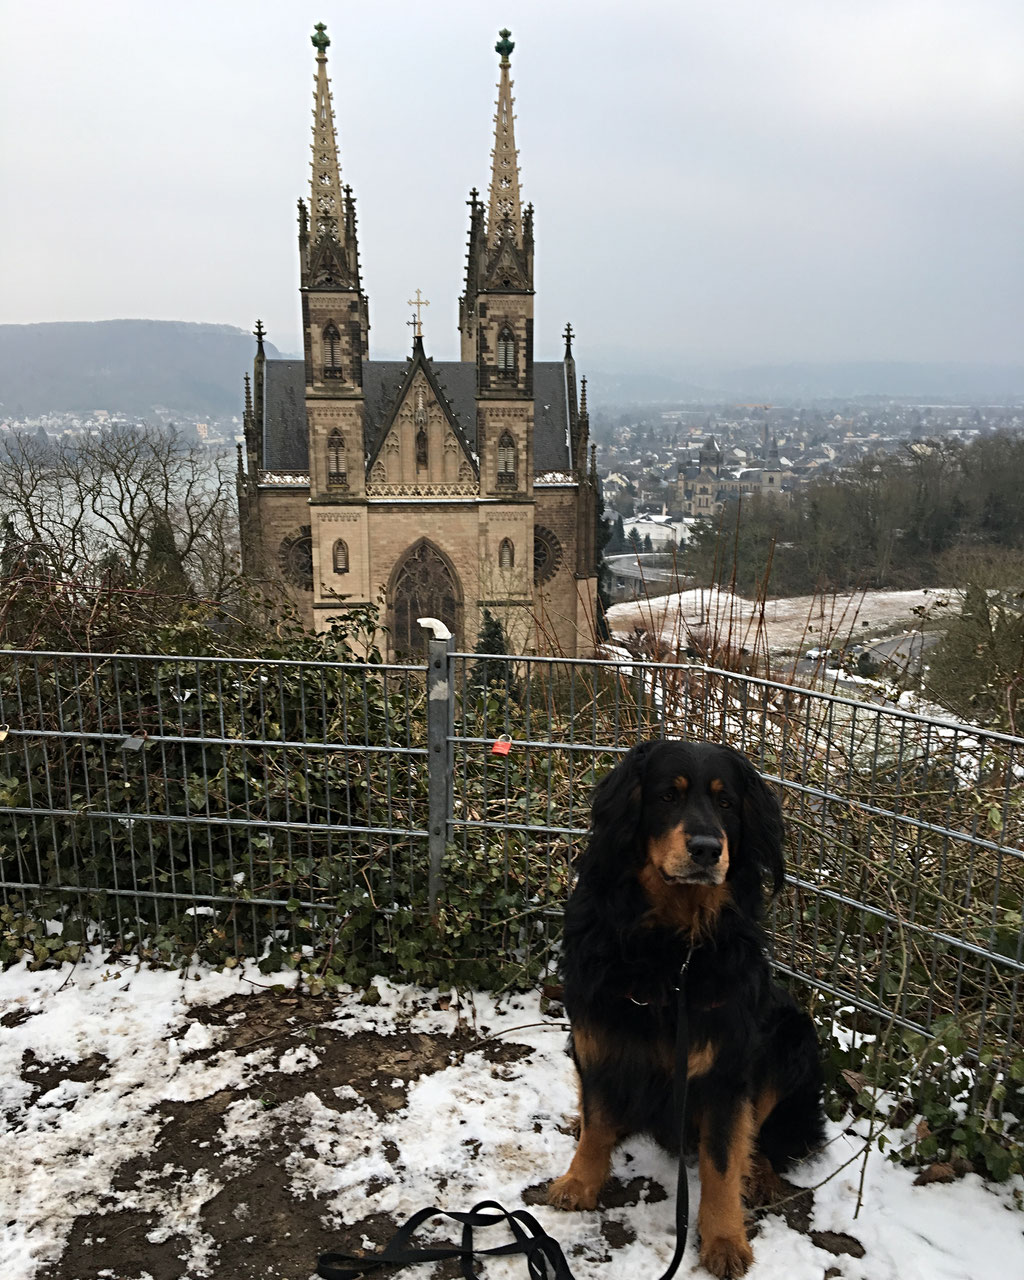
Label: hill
xmin=585 ymin=360 xmax=1024 ymax=406
xmin=0 ymin=320 xmax=282 ymax=417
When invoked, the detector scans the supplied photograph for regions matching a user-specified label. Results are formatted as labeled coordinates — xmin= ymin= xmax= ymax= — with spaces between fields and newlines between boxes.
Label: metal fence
xmin=2 ymin=637 xmax=1022 ymax=1071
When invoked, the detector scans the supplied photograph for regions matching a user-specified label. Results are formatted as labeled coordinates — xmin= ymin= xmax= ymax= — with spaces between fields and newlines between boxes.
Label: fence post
xmin=419 ymin=618 xmax=455 ymax=913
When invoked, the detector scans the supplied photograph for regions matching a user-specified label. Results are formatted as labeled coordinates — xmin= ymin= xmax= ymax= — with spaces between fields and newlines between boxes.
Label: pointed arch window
xmin=499 ymin=538 xmax=515 ymax=571
xmin=327 ymin=429 xmax=347 ymax=486
xmin=323 ymin=322 xmax=343 ymax=379
xmin=389 ymin=539 xmax=461 ymax=658
xmin=497 ymin=431 xmax=517 ymax=487
xmin=416 ymin=427 xmax=428 ymax=469
xmin=332 ymin=539 xmax=349 ymax=574
xmin=496 ymin=327 xmax=516 ymax=374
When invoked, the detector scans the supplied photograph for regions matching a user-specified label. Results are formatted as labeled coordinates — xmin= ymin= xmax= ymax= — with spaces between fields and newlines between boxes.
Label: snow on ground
xmin=607 ymin=587 xmax=951 ymax=655
xmin=2 ymin=953 xmax=1021 ymax=1280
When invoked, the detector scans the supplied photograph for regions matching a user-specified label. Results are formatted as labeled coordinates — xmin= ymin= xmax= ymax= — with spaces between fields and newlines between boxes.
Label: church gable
xmin=366 ymin=347 xmax=477 ymax=494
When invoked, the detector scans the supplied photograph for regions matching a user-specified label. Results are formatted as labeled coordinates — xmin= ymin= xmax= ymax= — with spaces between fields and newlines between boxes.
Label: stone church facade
xmin=237 ymin=25 xmax=599 ymax=657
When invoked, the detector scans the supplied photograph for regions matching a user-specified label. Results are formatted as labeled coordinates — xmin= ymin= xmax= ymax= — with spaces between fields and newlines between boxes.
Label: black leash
xmin=317 ymin=950 xmax=693 ymax=1280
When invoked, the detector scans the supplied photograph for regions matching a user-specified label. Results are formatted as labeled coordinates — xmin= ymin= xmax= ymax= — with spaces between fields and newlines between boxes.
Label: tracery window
xmin=533 ymin=526 xmax=563 ymax=586
xmin=323 ymin=322 xmax=343 ymax=378
xmin=332 ymin=539 xmax=349 ymax=574
xmin=497 ymin=327 xmax=516 ymax=374
xmin=499 ymin=538 xmax=514 ymax=570
xmin=497 ymin=431 xmax=517 ymax=486
xmin=390 ymin=541 xmax=460 ymax=658
xmin=278 ymin=526 xmax=314 ymax=590
xmin=327 ymin=429 xmax=347 ymax=485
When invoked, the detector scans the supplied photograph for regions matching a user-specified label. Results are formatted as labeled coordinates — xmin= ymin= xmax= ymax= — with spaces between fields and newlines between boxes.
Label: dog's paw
xmin=699 ymin=1233 xmax=754 ymax=1278
xmin=547 ymin=1172 xmax=600 ymax=1210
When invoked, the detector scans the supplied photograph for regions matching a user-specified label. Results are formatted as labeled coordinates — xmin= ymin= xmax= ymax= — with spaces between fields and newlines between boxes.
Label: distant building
xmin=237 ymin=26 xmax=598 ymax=657
xmin=675 ymin=433 xmax=787 ymax=516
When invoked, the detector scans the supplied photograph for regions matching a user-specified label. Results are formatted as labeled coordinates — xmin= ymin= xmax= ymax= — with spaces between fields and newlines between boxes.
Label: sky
xmin=2 ymin=0 xmax=1023 ymax=370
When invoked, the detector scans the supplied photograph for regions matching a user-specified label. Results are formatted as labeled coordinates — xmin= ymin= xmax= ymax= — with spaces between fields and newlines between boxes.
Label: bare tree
xmin=0 ymin=422 xmax=238 ymax=590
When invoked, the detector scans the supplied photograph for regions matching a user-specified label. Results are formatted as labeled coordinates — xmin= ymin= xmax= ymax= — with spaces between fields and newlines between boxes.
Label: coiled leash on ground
xmin=317 ymin=953 xmax=693 ymax=1280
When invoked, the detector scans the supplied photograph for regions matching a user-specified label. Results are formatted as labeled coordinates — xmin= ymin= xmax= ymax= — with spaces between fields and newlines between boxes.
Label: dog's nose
xmin=688 ymin=835 xmax=723 ymax=866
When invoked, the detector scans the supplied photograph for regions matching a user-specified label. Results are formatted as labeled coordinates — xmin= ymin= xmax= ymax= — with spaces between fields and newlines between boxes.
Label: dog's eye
xmin=717 ymin=796 xmax=732 ymax=809
xmin=660 ymin=790 xmax=678 ymax=804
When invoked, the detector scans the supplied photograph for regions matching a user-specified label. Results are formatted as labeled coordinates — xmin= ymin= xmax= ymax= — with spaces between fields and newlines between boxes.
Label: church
xmin=237 ymin=25 xmax=599 ymax=658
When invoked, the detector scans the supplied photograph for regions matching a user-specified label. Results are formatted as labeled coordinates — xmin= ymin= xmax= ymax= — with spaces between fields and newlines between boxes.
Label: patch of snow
xmin=1 ymin=960 xmax=1022 ymax=1279
xmin=608 ymin=587 xmax=946 ymax=656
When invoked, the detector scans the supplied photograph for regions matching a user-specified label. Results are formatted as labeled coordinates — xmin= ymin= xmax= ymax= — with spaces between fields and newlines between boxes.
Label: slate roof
xmin=263 ymin=360 xmax=308 ymax=471
xmin=262 ymin=357 xmax=573 ymax=477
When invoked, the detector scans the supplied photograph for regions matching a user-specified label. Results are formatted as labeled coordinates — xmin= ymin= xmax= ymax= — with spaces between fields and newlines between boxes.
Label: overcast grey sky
xmin=2 ymin=0 xmax=1022 ymax=368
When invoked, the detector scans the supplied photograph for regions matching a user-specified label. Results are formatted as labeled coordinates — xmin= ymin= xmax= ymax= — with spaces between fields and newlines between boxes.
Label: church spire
xmin=309 ymin=23 xmax=347 ymax=249
xmin=487 ymin=29 xmax=523 ymax=249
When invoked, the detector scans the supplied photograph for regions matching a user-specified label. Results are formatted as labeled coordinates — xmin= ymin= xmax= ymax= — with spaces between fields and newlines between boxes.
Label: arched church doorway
xmin=388 ymin=539 xmax=462 ymax=657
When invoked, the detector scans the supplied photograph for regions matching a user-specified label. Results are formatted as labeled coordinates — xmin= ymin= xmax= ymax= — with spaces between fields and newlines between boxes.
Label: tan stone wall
xmin=307 ymin=399 xmax=365 ymax=498
xmin=306 ymin=295 xmax=364 ymax=389
xmin=534 ymin=485 xmax=586 ymax=656
xmin=477 ymin=292 xmax=533 ymax=395
xmin=311 ymin=505 xmax=370 ymax=608
xmin=254 ymin=486 xmax=315 ymax=626
xmin=364 ymin=502 xmax=483 ymax=651
xmin=477 ymin=401 xmax=532 ymax=497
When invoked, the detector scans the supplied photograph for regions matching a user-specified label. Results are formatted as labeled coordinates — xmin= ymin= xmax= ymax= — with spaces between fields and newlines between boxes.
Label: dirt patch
xmin=28 ymin=989 xmax=859 ymax=1280
xmin=34 ymin=991 xmax=532 ymax=1280
xmin=20 ymin=1049 xmax=110 ymax=1106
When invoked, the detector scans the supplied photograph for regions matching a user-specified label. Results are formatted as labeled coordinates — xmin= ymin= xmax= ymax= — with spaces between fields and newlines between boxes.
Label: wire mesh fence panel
xmin=2 ymin=646 xmax=1021 ymax=1072
xmin=445 ymin=652 xmax=661 ymax=982
xmin=0 ymin=651 xmax=429 ymax=969
xmin=445 ymin=653 xmax=1023 ymax=1067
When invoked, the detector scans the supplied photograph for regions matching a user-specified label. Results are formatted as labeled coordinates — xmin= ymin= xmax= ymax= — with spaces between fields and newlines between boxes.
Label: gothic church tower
xmin=239 ymin=25 xmax=598 ymax=657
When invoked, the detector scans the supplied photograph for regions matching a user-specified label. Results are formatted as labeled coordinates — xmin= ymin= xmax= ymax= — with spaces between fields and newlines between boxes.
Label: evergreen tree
xmin=642 ymin=532 xmax=654 ymax=553
xmin=144 ymin=512 xmax=190 ymax=598
xmin=470 ymin=608 xmax=509 ymax=696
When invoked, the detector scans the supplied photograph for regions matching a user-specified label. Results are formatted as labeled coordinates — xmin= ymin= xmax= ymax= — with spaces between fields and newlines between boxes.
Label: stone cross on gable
xmin=407 ymin=289 xmax=430 ymax=338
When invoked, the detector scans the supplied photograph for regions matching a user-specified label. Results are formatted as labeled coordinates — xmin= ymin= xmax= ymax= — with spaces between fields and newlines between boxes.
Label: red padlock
xmin=490 ymin=734 xmax=512 ymax=756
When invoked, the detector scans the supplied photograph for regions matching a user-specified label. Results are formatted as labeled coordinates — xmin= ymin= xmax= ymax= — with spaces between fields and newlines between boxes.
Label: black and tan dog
xmin=549 ymin=739 xmax=824 ymax=1278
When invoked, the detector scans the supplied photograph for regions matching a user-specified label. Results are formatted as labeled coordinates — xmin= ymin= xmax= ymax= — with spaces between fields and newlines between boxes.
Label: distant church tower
xmin=238 ymin=25 xmax=598 ymax=657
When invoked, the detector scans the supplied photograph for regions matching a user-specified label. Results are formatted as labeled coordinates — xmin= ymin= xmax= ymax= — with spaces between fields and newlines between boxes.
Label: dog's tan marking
xmin=548 ymin=1104 xmax=621 ymax=1211
xmin=698 ymin=1100 xmax=755 ymax=1277
xmin=752 ymin=1085 xmax=779 ymax=1129
xmin=673 ymin=774 xmax=689 ymax=792
xmin=569 ymin=1023 xmax=604 ymax=1071
xmin=637 ymin=861 xmax=731 ymax=939
xmin=688 ymin=1040 xmax=717 ymax=1078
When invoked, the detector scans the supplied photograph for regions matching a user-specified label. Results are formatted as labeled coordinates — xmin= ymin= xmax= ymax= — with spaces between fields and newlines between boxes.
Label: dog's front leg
xmin=697 ymin=1097 xmax=755 ymax=1278
xmin=548 ymin=1091 xmax=621 ymax=1211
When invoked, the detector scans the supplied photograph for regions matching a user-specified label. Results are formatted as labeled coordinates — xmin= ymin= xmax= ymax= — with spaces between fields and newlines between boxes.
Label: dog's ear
xmin=732 ymin=752 xmax=786 ymax=897
xmin=721 ymin=747 xmax=783 ymax=901
xmin=589 ymin=740 xmax=654 ymax=852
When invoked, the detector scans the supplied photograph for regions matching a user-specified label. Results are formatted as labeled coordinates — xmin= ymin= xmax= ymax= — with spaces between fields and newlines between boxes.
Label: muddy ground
xmin=22 ymin=990 xmax=862 ymax=1280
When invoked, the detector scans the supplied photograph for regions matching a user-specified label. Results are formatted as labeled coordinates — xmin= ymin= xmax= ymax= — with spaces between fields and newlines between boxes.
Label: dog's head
xmin=588 ymin=739 xmax=785 ymax=907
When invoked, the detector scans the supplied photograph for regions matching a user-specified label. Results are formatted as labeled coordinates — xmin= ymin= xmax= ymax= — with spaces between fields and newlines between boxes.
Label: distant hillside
xmin=4 ymin=321 xmax=1020 ymax=417
xmin=0 ymin=320 xmax=282 ymax=417
xmin=586 ymin=360 xmax=1024 ymax=406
